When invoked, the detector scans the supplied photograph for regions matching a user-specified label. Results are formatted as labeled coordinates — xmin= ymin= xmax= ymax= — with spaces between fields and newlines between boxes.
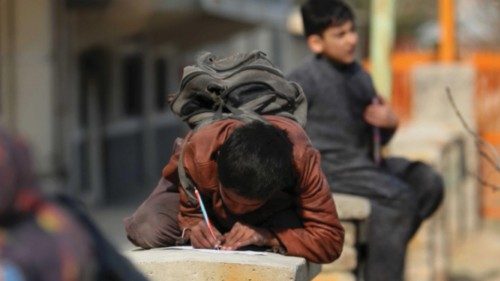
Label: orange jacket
xmin=162 ymin=116 xmax=344 ymax=263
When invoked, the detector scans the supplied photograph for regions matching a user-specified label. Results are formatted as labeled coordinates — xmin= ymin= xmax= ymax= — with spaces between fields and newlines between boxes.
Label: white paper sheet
xmin=164 ymin=246 xmax=269 ymax=256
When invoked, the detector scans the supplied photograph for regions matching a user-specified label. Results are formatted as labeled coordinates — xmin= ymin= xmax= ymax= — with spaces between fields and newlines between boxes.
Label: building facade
xmin=0 ymin=0 xmax=313 ymax=205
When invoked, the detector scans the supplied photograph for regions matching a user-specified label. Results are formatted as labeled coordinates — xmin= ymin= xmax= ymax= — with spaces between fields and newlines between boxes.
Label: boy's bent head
xmin=301 ymin=0 xmax=358 ymax=64
xmin=301 ymin=0 xmax=355 ymax=37
xmin=217 ymin=121 xmax=295 ymax=211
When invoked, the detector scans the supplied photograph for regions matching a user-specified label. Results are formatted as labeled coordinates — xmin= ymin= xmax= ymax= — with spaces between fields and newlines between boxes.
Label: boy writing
xmin=126 ymin=52 xmax=345 ymax=264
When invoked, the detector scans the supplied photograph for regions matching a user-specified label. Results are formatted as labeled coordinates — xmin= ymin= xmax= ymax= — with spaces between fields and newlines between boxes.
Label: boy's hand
xmin=363 ymin=98 xmax=399 ymax=128
xmin=189 ymin=220 xmax=223 ymax=249
xmin=221 ymin=222 xmax=279 ymax=251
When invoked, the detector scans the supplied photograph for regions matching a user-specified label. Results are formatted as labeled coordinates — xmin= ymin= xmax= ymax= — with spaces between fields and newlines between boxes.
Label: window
xmin=155 ymin=58 xmax=169 ymax=110
xmin=122 ymin=54 xmax=143 ymax=116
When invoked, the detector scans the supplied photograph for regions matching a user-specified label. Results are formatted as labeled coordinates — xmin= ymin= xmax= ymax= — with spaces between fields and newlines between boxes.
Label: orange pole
xmin=439 ymin=0 xmax=456 ymax=62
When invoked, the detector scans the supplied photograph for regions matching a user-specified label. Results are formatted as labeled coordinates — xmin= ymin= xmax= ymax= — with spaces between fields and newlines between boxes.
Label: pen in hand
xmin=194 ymin=189 xmax=221 ymax=249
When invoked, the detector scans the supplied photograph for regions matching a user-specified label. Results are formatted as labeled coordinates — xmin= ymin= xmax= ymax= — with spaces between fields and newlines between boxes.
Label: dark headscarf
xmin=0 ymin=128 xmax=40 ymax=221
xmin=0 ymin=127 xmax=148 ymax=281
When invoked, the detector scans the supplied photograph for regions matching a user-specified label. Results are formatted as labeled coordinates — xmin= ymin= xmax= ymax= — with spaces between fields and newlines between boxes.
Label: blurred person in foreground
xmin=0 ymin=127 xmax=146 ymax=281
xmin=287 ymin=0 xmax=444 ymax=280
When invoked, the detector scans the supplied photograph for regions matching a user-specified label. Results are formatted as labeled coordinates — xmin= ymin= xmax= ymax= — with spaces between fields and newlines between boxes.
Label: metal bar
xmin=143 ymin=49 xmax=157 ymax=187
xmin=439 ymin=0 xmax=456 ymax=62
xmin=369 ymin=0 xmax=396 ymax=100
xmin=0 ymin=0 xmax=17 ymax=129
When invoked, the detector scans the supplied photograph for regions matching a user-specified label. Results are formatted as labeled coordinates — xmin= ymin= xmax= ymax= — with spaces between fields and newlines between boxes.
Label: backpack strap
xmin=177 ymin=134 xmax=198 ymax=205
xmin=211 ymin=91 xmax=271 ymax=126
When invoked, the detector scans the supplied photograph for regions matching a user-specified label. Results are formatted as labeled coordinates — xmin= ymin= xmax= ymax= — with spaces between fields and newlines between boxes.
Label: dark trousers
xmin=124 ymin=178 xmax=181 ymax=249
xmin=329 ymin=157 xmax=444 ymax=281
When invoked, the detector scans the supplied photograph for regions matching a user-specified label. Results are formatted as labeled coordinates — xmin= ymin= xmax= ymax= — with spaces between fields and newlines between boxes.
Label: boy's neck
xmin=316 ymin=54 xmax=356 ymax=71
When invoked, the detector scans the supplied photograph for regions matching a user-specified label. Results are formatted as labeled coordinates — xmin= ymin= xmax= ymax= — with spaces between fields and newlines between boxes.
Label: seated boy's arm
xmin=364 ymin=99 xmax=399 ymax=145
xmin=271 ymin=147 xmax=345 ymax=264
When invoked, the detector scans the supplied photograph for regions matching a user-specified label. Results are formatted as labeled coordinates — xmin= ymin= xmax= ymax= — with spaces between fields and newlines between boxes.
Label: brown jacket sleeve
xmin=272 ymin=143 xmax=344 ymax=263
xmin=161 ymin=137 xmax=183 ymax=184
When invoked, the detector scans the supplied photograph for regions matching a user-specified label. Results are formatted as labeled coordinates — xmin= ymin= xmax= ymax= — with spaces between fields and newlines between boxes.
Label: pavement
xmin=449 ymin=220 xmax=500 ymax=281
xmin=88 ymin=204 xmax=500 ymax=281
xmin=88 ymin=204 xmax=138 ymax=251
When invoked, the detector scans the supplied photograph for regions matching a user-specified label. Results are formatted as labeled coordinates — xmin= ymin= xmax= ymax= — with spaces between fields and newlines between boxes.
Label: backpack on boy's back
xmin=170 ymin=50 xmax=308 ymax=202
xmin=171 ymin=50 xmax=307 ymax=129
xmin=124 ymin=51 xmax=308 ymax=248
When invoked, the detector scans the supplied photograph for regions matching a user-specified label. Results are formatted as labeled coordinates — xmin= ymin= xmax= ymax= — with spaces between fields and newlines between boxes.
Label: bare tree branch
xmin=446 ymin=87 xmax=500 ymax=190
xmin=468 ymin=170 xmax=500 ymax=192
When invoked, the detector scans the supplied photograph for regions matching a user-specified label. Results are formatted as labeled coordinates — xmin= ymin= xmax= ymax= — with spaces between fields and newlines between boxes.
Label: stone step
xmin=126 ymin=247 xmax=321 ymax=281
xmin=333 ymin=193 xmax=371 ymax=221
xmin=312 ymin=272 xmax=356 ymax=281
xmin=341 ymin=222 xmax=356 ymax=247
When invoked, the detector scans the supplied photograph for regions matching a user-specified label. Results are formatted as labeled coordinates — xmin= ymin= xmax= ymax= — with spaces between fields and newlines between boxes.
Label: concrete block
xmin=312 ymin=272 xmax=356 ymax=281
xmin=411 ymin=63 xmax=479 ymax=174
xmin=412 ymin=64 xmax=476 ymax=129
xmin=126 ymin=247 xmax=321 ymax=281
xmin=389 ymin=121 xmax=473 ymax=281
xmin=406 ymin=220 xmax=432 ymax=281
xmin=321 ymin=245 xmax=357 ymax=272
xmin=389 ymin=122 xmax=463 ymax=167
xmin=390 ymin=121 xmax=480 ymax=246
xmin=333 ymin=193 xmax=371 ymax=221
xmin=405 ymin=199 xmax=448 ymax=281
xmin=462 ymin=176 xmax=481 ymax=238
xmin=341 ymin=222 xmax=356 ymax=247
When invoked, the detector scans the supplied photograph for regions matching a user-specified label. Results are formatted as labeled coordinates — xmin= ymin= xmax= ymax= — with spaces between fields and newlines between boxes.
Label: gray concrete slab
xmin=333 ymin=193 xmax=371 ymax=221
xmin=126 ymin=247 xmax=321 ymax=281
xmin=87 ymin=204 xmax=137 ymax=250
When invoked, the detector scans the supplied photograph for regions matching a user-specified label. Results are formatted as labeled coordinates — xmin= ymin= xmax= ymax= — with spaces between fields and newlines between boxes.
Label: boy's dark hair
xmin=301 ymin=0 xmax=355 ymax=37
xmin=217 ymin=121 xmax=296 ymax=200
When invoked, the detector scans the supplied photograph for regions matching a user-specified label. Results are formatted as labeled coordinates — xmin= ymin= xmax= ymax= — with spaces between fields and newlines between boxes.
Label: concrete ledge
xmin=313 ymin=272 xmax=356 ymax=281
xmin=388 ymin=121 xmax=479 ymax=281
xmin=126 ymin=247 xmax=321 ymax=281
xmin=341 ymin=222 xmax=356 ymax=246
xmin=389 ymin=122 xmax=463 ymax=166
xmin=333 ymin=193 xmax=371 ymax=220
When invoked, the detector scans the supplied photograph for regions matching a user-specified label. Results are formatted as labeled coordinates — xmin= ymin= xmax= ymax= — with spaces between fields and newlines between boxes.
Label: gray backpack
xmin=169 ymin=50 xmax=307 ymax=203
xmin=170 ymin=50 xmax=307 ymax=129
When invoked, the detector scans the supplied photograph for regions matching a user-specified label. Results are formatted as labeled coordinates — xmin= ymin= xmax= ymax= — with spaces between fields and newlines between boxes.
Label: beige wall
xmin=0 ymin=0 xmax=15 ymax=128
xmin=0 ymin=0 xmax=56 ymax=176
xmin=71 ymin=0 xmax=151 ymax=51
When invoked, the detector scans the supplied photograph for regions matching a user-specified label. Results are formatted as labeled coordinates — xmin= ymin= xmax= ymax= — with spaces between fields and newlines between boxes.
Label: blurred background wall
xmin=0 ymin=0 xmax=301 ymax=205
xmin=1 ymin=0 xmax=500 ymax=213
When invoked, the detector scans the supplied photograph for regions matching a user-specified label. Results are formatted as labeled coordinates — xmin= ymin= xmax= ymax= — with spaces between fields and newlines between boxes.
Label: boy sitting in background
xmin=288 ymin=0 xmax=444 ymax=279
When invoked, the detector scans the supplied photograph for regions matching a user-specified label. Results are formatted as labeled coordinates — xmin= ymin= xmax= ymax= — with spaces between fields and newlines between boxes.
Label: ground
xmin=88 ymin=205 xmax=500 ymax=281
xmin=449 ymin=220 xmax=500 ymax=281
